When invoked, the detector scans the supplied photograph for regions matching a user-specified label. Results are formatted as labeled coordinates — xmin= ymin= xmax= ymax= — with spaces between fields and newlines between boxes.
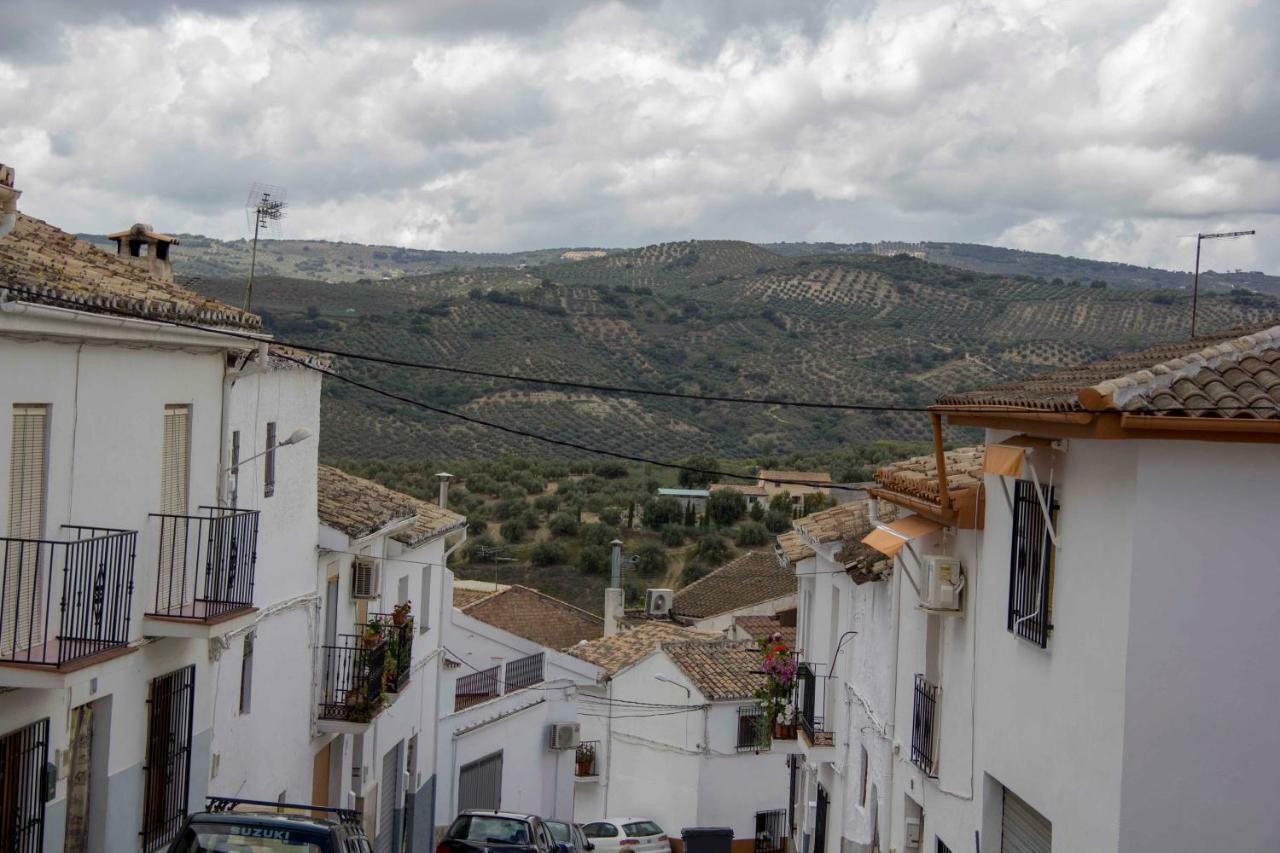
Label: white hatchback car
xmin=582 ymin=818 xmax=671 ymax=853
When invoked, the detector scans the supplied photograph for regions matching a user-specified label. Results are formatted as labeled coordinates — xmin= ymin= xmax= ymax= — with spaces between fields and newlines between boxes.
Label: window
xmin=583 ymin=824 xmax=618 ymax=839
xmin=622 ymin=822 xmax=664 ymax=839
xmin=143 ymin=665 xmax=196 ymax=850
xmin=754 ymin=810 xmax=786 ymax=853
xmin=1007 ymin=480 xmax=1057 ymax=648
xmin=0 ymin=718 xmax=50 ymax=853
xmin=264 ymin=422 xmax=277 ymax=498
xmin=419 ymin=565 xmax=431 ymax=634
xmin=157 ymin=405 xmax=191 ymax=614
xmin=239 ymin=631 xmax=255 ymax=714
xmin=5 ymin=405 xmax=49 ymax=658
xmin=397 ymin=575 xmax=409 ymax=606
xmin=229 ymin=430 xmax=240 ymax=508
xmin=737 ymin=704 xmax=767 ymax=751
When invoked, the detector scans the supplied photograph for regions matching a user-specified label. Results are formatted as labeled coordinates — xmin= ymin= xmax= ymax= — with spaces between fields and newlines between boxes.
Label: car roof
xmin=190 ymin=811 xmax=342 ymax=832
xmin=595 ymin=818 xmax=664 ymax=829
xmin=459 ymin=810 xmax=540 ymax=822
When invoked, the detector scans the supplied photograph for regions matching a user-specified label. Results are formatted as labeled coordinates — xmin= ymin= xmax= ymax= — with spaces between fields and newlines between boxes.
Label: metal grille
xmin=142 ymin=665 xmax=195 ymax=851
xmin=813 ymin=784 xmax=829 ymax=853
xmin=457 ymin=751 xmax=502 ymax=812
xmin=0 ymin=527 xmax=137 ymax=666
xmin=454 ymin=666 xmax=500 ymax=711
xmin=1001 ymin=789 xmax=1051 ymax=853
xmin=1008 ymin=480 xmax=1057 ymax=648
xmin=318 ymin=634 xmax=387 ymax=723
xmin=504 ymin=652 xmax=544 ymax=692
xmin=754 ymin=810 xmax=786 ymax=853
xmin=371 ymin=613 xmax=413 ymax=693
xmin=736 ymin=705 xmax=767 ymax=751
xmin=149 ymin=507 xmax=258 ymax=621
xmin=911 ymin=674 xmax=938 ymax=776
xmin=795 ymin=663 xmax=832 ymax=747
xmin=0 ymin=718 xmax=49 ymax=853
xmin=786 ymin=754 xmax=799 ymax=838
xmin=574 ymin=741 xmax=599 ymax=778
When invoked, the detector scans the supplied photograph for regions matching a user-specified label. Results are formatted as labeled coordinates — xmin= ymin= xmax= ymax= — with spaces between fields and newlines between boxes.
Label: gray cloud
xmin=1 ymin=0 xmax=1276 ymax=273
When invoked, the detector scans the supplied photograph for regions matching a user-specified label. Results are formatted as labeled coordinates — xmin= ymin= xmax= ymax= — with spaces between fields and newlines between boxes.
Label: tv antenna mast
xmin=1190 ymin=229 xmax=1253 ymax=338
xmin=243 ymin=182 xmax=287 ymax=311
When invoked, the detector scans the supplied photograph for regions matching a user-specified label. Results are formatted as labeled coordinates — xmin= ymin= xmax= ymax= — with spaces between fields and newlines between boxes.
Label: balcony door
xmin=156 ymin=405 xmax=191 ymax=615
xmin=4 ymin=405 xmax=48 ymax=657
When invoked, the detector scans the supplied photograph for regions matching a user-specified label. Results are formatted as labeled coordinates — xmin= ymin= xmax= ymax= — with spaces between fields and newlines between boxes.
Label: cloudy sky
xmin=1 ymin=0 xmax=1276 ymax=271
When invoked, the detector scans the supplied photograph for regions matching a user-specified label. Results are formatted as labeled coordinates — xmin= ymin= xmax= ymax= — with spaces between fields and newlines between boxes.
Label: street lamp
xmin=222 ymin=426 xmax=312 ymax=504
xmin=1191 ymin=229 xmax=1255 ymax=338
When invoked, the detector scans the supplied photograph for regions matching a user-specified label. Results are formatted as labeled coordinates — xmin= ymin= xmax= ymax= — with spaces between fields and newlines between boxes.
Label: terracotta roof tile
xmin=710 ymin=483 xmax=768 ymax=497
xmin=937 ymin=324 xmax=1280 ymax=419
xmin=665 ymin=639 xmax=765 ymax=701
xmin=462 ymin=585 xmax=603 ymax=649
xmin=775 ymin=530 xmax=814 ymax=565
xmin=793 ymin=500 xmax=892 ymax=545
xmin=874 ymin=447 xmax=985 ymax=503
xmin=452 ymin=587 xmax=502 ymax=608
xmin=757 ymin=470 xmax=832 ymax=484
xmin=0 ymin=213 xmax=260 ymax=330
xmin=672 ymin=551 xmax=795 ymax=620
xmin=734 ymin=615 xmax=796 ymax=646
xmin=317 ymin=465 xmax=465 ymax=543
xmin=566 ymin=622 xmax=712 ymax=676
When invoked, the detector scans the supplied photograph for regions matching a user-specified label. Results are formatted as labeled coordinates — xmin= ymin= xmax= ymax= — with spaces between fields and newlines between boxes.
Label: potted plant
xmin=391 ymin=601 xmax=412 ymax=627
xmin=756 ymin=632 xmax=797 ymax=745
xmin=575 ymin=741 xmax=596 ymax=776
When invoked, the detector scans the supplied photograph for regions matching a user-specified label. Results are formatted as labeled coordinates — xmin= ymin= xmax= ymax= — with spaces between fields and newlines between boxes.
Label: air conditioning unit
xmin=548 ymin=723 xmax=580 ymax=751
xmin=645 ymin=588 xmax=674 ymax=618
xmin=919 ymin=555 xmax=964 ymax=613
xmin=351 ymin=557 xmax=380 ymax=600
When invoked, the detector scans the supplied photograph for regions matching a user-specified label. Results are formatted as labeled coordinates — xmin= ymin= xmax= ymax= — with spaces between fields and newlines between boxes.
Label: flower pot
xmin=773 ymin=722 xmax=796 ymax=740
xmin=576 ymin=762 xmax=593 ymax=776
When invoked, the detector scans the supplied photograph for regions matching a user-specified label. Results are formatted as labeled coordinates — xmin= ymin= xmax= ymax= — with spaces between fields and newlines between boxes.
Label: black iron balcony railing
xmin=911 ymin=674 xmax=939 ymax=776
xmin=574 ymin=740 xmax=600 ymax=778
xmin=795 ymin=662 xmax=834 ymax=747
xmin=504 ymin=652 xmax=545 ymax=692
xmin=318 ymin=633 xmax=387 ymax=724
xmin=0 ymin=527 xmax=137 ymax=667
xmin=454 ymin=665 xmax=501 ymax=711
xmin=370 ymin=612 xmax=413 ymax=693
xmin=149 ymin=507 xmax=258 ymax=621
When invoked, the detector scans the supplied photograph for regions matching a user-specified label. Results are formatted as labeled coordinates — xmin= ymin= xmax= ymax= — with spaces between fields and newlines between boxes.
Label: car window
xmin=174 ymin=822 xmax=326 ymax=851
xmin=583 ymin=823 xmax=618 ymax=839
xmin=547 ymin=822 xmax=573 ymax=844
xmin=623 ymin=822 xmax=664 ymax=838
xmin=573 ymin=826 xmax=590 ymax=850
xmin=452 ymin=816 xmax=532 ymax=845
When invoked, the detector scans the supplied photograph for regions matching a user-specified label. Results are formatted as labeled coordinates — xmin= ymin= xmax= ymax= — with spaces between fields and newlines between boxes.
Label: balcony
xmin=0 ymin=527 xmax=138 ymax=686
xmin=574 ymin=740 xmax=600 ymax=782
xmin=795 ymin=662 xmax=837 ymax=760
xmin=370 ymin=610 xmax=413 ymax=694
xmin=317 ymin=633 xmax=388 ymax=734
xmin=911 ymin=674 xmax=938 ymax=776
xmin=144 ymin=507 xmax=259 ymax=638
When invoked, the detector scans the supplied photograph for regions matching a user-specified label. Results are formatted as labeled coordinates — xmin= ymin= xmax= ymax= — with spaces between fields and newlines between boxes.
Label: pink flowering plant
xmin=755 ymin=632 xmax=797 ymax=744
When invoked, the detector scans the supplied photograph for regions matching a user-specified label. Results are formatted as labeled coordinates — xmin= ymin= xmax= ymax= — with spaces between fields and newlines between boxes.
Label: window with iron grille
xmin=0 ymin=718 xmax=50 ymax=853
xmin=736 ymin=705 xmax=767 ymax=751
xmin=1007 ymin=480 xmax=1057 ymax=648
xmin=263 ymin=422 xmax=276 ymax=498
xmin=910 ymin=674 xmax=938 ymax=777
xmin=754 ymin=809 xmax=786 ymax=853
xmin=504 ymin=653 xmax=544 ymax=692
xmin=142 ymin=665 xmax=195 ymax=851
xmin=454 ymin=666 xmax=500 ymax=711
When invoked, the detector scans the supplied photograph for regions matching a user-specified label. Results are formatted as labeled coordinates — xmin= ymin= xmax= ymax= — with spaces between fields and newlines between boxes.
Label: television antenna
xmin=243 ymin=182 xmax=287 ymax=311
xmin=1190 ymin=229 xmax=1253 ymax=338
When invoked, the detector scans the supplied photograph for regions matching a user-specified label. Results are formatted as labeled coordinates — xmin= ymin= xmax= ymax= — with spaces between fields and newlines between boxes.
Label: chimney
xmin=603 ymin=539 xmax=625 ymax=636
xmin=436 ymin=472 xmax=453 ymax=510
xmin=0 ymin=165 xmax=20 ymax=239
xmin=107 ymin=222 xmax=178 ymax=283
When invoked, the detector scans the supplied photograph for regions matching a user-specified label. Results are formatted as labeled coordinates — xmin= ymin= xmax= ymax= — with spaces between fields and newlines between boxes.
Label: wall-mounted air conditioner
xmin=351 ymin=557 xmax=381 ymax=600
xmin=919 ymin=555 xmax=964 ymax=613
xmin=548 ymin=723 xmax=580 ymax=751
xmin=645 ymin=588 xmax=674 ymax=618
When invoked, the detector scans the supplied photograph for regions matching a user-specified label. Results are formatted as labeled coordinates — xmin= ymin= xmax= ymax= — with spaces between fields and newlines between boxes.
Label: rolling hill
xmin=184 ymin=241 xmax=1280 ymax=462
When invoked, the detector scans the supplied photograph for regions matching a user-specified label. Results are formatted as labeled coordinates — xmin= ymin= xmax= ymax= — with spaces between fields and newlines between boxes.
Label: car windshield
xmin=623 ymin=822 xmax=664 ymax=839
xmin=175 ymin=822 xmax=326 ymax=852
xmin=546 ymin=822 xmax=571 ymax=843
xmin=455 ymin=816 xmax=531 ymax=845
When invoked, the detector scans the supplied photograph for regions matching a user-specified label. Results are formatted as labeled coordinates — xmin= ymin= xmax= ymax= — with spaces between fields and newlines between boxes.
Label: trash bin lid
xmin=681 ymin=828 xmax=734 ymax=838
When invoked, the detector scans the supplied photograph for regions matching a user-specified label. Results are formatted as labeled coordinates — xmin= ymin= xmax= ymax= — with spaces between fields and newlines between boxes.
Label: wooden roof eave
xmin=868 ymin=486 xmax=985 ymax=530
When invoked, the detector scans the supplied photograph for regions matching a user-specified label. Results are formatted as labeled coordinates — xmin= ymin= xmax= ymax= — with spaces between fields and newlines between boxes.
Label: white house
xmin=853 ymin=325 xmax=1280 ymax=852
xmin=314 ymin=464 xmax=467 ymax=851
xmin=0 ymin=205 xmax=268 ymax=851
xmin=570 ymin=628 xmax=790 ymax=847
xmin=670 ymin=550 xmax=797 ymax=633
xmin=436 ymin=583 xmax=602 ymax=825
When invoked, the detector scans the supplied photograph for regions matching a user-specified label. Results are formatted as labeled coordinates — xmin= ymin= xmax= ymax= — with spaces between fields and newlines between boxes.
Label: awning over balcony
xmin=983 ymin=444 xmax=1027 ymax=477
xmin=861 ymin=515 xmax=944 ymax=559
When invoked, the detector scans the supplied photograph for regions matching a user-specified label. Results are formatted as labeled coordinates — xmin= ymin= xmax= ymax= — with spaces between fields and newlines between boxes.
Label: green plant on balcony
xmin=755 ymin=632 xmax=797 ymax=746
xmin=575 ymin=741 xmax=597 ymax=776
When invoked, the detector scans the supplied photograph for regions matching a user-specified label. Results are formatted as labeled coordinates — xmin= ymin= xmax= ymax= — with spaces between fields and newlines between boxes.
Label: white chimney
xmin=437 ymin=472 xmax=453 ymax=510
xmin=108 ymin=222 xmax=179 ymax=282
xmin=0 ymin=165 xmax=20 ymax=239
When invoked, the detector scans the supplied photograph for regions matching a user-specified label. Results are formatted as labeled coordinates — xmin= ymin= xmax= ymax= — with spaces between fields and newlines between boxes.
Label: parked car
xmin=438 ymin=810 xmax=572 ymax=853
xmin=168 ymin=797 xmax=370 ymax=852
xmin=546 ymin=820 xmax=595 ymax=853
xmin=581 ymin=818 xmax=671 ymax=853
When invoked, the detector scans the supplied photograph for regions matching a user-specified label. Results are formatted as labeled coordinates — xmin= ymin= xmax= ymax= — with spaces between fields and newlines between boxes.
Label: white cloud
xmin=0 ymin=0 xmax=1276 ymax=272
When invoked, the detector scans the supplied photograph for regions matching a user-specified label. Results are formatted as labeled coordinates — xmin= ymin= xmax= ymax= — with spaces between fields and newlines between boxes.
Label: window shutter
xmin=5 ymin=405 xmax=49 ymax=656
xmin=158 ymin=406 xmax=191 ymax=612
xmin=352 ymin=558 xmax=378 ymax=600
xmin=264 ymin=422 xmax=276 ymax=498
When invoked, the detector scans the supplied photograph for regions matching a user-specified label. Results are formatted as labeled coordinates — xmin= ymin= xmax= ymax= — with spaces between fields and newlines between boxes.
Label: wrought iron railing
xmin=796 ymin=662 xmax=833 ymax=747
xmin=574 ymin=740 xmax=600 ymax=778
xmin=318 ymin=634 xmax=387 ymax=723
xmin=504 ymin=651 xmax=545 ymax=692
xmin=1008 ymin=480 xmax=1057 ymax=648
xmin=737 ymin=704 xmax=768 ymax=751
xmin=148 ymin=507 xmax=258 ymax=621
xmin=754 ymin=809 xmax=787 ymax=853
xmin=0 ymin=526 xmax=137 ymax=667
xmin=370 ymin=612 xmax=414 ymax=693
xmin=911 ymin=674 xmax=938 ymax=776
xmin=454 ymin=665 xmax=501 ymax=711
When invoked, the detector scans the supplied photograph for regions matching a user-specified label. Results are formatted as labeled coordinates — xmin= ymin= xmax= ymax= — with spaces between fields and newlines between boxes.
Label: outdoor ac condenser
xmin=645 ymin=588 xmax=674 ymax=618
xmin=549 ymin=723 xmax=580 ymax=751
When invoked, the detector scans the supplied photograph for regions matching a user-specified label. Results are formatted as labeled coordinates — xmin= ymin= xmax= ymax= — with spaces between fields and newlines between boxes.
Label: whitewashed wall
xmin=688 ymin=594 xmax=796 ymax=635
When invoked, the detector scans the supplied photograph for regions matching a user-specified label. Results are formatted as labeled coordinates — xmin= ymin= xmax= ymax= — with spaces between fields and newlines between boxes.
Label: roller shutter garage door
xmin=1001 ymin=789 xmax=1051 ymax=853
xmin=458 ymin=751 xmax=502 ymax=812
